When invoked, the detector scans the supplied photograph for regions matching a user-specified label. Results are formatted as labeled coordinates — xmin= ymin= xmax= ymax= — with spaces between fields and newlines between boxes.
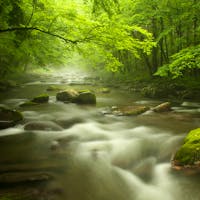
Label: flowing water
xmin=0 ymin=70 xmax=200 ymax=200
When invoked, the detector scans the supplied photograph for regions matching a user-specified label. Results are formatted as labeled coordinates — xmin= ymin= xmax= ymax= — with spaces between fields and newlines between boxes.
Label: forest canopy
xmin=0 ymin=0 xmax=200 ymax=79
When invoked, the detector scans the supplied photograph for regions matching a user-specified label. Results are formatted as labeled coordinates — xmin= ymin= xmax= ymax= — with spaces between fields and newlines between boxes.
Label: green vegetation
xmin=174 ymin=128 xmax=200 ymax=165
xmin=0 ymin=0 xmax=200 ymax=95
xmin=31 ymin=94 xmax=49 ymax=103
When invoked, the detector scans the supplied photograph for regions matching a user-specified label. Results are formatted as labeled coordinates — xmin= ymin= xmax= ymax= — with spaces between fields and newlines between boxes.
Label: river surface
xmin=0 ymin=70 xmax=200 ymax=200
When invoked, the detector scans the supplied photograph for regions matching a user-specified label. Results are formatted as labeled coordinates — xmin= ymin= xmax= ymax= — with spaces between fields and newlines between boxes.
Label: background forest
xmin=0 ymin=0 xmax=200 ymax=96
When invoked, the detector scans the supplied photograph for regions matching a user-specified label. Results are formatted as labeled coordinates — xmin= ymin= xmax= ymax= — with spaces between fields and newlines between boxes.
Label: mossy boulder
xmin=74 ymin=91 xmax=96 ymax=104
xmin=56 ymin=89 xmax=79 ymax=102
xmin=19 ymin=101 xmax=39 ymax=107
xmin=31 ymin=94 xmax=49 ymax=103
xmin=0 ymin=107 xmax=23 ymax=129
xmin=56 ymin=89 xmax=96 ymax=104
xmin=111 ymin=105 xmax=149 ymax=116
xmin=152 ymin=102 xmax=171 ymax=112
xmin=172 ymin=128 xmax=200 ymax=168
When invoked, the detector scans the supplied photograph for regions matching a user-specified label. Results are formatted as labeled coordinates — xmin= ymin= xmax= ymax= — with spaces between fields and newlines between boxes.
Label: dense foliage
xmin=0 ymin=0 xmax=154 ymax=76
xmin=155 ymin=45 xmax=200 ymax=78
xmin=0 ymin=0 xmax=200 ymax=80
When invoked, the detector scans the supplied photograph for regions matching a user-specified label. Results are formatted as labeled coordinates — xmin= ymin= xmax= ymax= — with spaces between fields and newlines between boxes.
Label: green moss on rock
xmin=174 ymin=128 xmax=200 ymax=165
xmin=112 ymin=105 xmax=149 ymax=116
xmin=19 ymin=101 xmax=39 ymax=107
xmin=56 ymin=89 xmax=79 ymax=102
xmin=74 ymin=92 xmax=96 ymax=104
xmin=0 ymin=107 xmax=23 ymax=122
xmin=56 ymin=89 xmax=96 ymax=104
xmin=31 ymin=94 xmax=49 ymax=103
xmin=0 ymin=107 xmax=23 ymax=129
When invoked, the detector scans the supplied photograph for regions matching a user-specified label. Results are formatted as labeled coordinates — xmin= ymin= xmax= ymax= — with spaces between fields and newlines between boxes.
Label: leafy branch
xmin=0 ymin=27 xmax=83 ymax=44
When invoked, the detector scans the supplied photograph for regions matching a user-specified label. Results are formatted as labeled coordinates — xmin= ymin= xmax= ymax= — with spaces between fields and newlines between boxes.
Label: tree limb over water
xmin=0 ymin=27 xmax=82 ymax=44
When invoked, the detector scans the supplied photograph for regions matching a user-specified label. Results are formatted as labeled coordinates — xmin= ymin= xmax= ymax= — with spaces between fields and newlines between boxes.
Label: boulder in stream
xmin=172 ymin=128 xmax=200 ymax=173
xmin=56 ymin=89 xmax=79 ymax=102
xmin=19 ymin=94 xmax=49 ymax=107
xmin=19 ymin=101 xmax=39 ymax=107
xmin=74 ymin=91 xmax=96 ymax=104
xmin=152 ymin=102 xmax=171 ymax=112
xmin=0 ymin=107 xmax=23 ymax=129
xmin=24 ymin=121 xmax=63 ymax=131
xmin=31 ymin=94 xmax=49 ymax=103
xmin=109 ymin=105 xmax=149 ymax=116
xmin=56 ymin=89 xmax=96 ymax=104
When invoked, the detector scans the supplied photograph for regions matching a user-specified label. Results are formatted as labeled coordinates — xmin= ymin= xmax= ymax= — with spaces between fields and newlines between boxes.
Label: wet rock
xmin=152 ymin=102 xmax=171 ymax=112
xmin=56 ymin=89 xmax=96 ymax=104
xmin=0 ymin=121 xmax=15 ymax=129
xmin=172 ymin=128 xmax=200 ymax=172
xmin=31 ymin=94 xmax=49 ymax=103
xmin=109 ymin=105 xmax=149 ymax=116
xmin=74 ymin=91 xmax=96 ymax=104
xmin=56 ymin=89 xmax=79 ymax=102
xmin=24 ymin=121 xmax=63 ymax=131
xmin=19 ymin=101 xmax=39 ymax=107
xmin=0 ymin=107 xmax=23 ymax=129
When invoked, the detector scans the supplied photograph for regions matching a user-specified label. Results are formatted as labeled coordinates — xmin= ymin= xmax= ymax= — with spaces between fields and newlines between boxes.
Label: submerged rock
xmin=152 ymin=102 xmax=171 ymax=112
xmin=24 ymin=121 xmax=63 ymax=131
xmin=172 ymin=128 xmax=200 ymax=171
xmin=0 ymin=107 xmax=23 ymax=129
xmin=31 ymin=94 xmax=49 ymax=103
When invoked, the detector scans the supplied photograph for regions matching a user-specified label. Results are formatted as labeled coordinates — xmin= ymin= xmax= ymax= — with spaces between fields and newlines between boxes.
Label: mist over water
xmin=0 ymin=70 xmax=200 ymax=200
